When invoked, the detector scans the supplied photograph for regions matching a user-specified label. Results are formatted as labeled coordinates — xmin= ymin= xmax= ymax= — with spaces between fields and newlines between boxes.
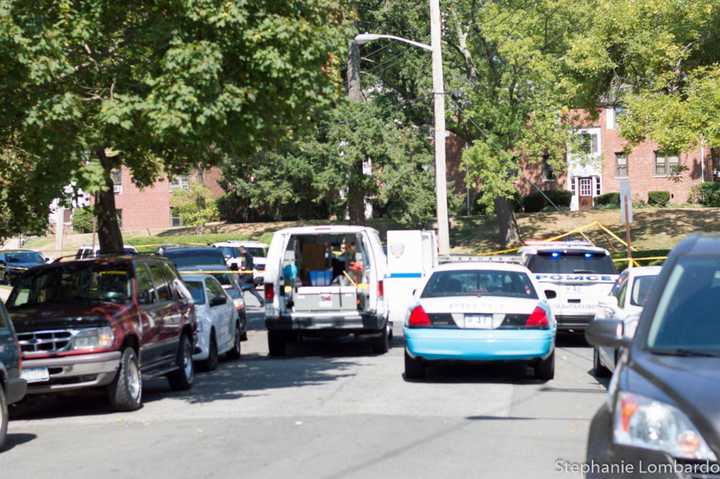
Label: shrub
xmin=521 ymin=190 xmax=572 ymax=213
xmin=72 ymin=207 xmax=95 ymax=233
xmin=690 ymin=182 xmax=720 ymax=207
xmin=594 ymin=192 xmax=620 ymax=207
xmin=648 ymin=191 xmax=670 ymax=207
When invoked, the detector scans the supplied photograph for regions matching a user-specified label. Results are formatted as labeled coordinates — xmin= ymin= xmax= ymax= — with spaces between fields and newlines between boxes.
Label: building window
xmin=571 ymin=129 xmax=601 ymax=158
xmin=655 ymin=152 xmax=680 ymax=176
xmin=595 ymin=177 xmax=601 ymax=196
xmin=570 ymin=177 xmax=576 ymax=194
xmin=116 ymin=209 xmax=123 ymax=229
xmin=111 ymin=169 xmax=122 ymax=194
xmin=170 ymin=175 xmax=189 ymax=190
xmin=615 ymin=153 xmax=628 ymax=177
xmin=170 ymin=208 xmax=182 ymax=227
xmin=579 ymin=178 xmax=593 ymax=196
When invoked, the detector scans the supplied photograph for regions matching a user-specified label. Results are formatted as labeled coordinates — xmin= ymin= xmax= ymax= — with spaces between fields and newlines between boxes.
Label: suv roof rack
xmin=438 ymin=254 xmax=524 ymax=265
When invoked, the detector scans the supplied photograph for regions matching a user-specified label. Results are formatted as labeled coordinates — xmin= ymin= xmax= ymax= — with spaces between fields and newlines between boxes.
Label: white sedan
xmin=182 ymin=274 xmax=243 ymax=371
xmin=591 ymin=265 xmax=661 ymax=377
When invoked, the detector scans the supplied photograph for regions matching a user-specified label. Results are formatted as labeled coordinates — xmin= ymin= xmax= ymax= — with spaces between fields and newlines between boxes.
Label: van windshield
xmin=527 ymin=251 xmax=616 ymax=275
xmin=7 ymin=263 xmax=132 ymax=308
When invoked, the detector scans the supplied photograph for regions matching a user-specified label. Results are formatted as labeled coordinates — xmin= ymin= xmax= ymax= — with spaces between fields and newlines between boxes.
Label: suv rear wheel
xmin=371 ymin=326 xmax=390 ymax=354
xmin=108 ymin=347 xmax=143 ymax=412
xmin=168 ymin=334 xmax=194 ymax=391
xmin=267 ymin=330 xmax=287 ymax=357
xmin=0 ymin=385 xmax=7 ymax=450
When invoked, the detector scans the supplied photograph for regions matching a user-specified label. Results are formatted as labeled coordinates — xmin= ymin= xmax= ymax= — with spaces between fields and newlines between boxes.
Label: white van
xmin=263 ymin=225 xmax=389 ymax=356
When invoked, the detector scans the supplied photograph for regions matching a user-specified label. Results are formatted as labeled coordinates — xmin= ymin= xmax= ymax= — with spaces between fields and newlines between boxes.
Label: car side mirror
xmin=230 ymin=263 xmax=239 ymax=271
xmin=544 ymin=289 xmax=557 ymax=300
xmin=598 ymin=296 xmax=618 ymax=309
xmin=210 ymin=295 xmax=227 ymax=307
xmin=586 ymin=319 xmax=630 ymax=349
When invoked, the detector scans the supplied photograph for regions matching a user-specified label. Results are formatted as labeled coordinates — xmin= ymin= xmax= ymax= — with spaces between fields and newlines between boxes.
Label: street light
xmin=352 ymin=0 xmax=450 ymax=255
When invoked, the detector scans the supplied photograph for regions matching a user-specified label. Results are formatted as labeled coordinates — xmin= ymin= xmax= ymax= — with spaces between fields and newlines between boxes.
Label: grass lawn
xmin=24 ymin=207 xmax=719 ymax=260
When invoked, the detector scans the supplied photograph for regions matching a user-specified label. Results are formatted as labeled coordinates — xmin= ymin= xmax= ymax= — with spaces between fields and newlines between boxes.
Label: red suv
xmin=6 ymin=255 xmax=196 ymax=411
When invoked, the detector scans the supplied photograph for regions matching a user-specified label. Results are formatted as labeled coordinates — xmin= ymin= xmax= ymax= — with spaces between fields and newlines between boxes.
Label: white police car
xmin=520 ymin=241 xmax=619 ymax=333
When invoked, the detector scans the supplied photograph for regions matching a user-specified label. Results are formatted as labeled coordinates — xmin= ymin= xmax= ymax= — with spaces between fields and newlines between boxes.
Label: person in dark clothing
xmin=239 ymin=246 xmax=264 ymax=306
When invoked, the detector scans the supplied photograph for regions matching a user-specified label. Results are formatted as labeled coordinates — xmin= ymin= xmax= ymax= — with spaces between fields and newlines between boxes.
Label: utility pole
xmin=430 ymin=0 xmax=450 ymax=255
xmin=347 ymin=40 xmax=363 ymax=103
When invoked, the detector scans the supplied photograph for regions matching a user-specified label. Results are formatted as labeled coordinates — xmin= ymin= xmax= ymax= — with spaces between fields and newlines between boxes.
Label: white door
xmin=206 ymin=278 xmax=232 ymax=352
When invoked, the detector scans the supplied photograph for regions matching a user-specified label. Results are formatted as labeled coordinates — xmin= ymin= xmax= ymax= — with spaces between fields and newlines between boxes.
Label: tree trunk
xmin=347 ymin=171 xmax=365 ymax=225
xmin=95 ymin=149 xmax=124 ymax=254
xmin=495 ymin=196 xmax=519 ymax=247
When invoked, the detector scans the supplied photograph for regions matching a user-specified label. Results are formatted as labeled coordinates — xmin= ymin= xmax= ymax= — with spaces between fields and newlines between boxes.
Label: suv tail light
xmin=264 ymin=283 xmax=274 ymax=302
xmin=526 ymin=306 xmax=549 ymax=329
xmin=377 ymin=280 xmax=384 ymax=300
xmin=408 ymin=305 xmax=431 ymax=328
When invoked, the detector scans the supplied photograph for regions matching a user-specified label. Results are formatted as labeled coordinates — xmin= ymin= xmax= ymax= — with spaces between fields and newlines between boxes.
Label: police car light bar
xmin=438 ymin=255 xmax=524 ymax=265
xmin=523 ymin=240 xmax=595 ymax=248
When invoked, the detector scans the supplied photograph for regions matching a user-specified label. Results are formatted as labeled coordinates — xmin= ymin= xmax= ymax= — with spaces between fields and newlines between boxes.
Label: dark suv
xmin=6 ymin=255 xmax=196 ymax=412
xmin=0 ymin=300 xmax=26 ymax=449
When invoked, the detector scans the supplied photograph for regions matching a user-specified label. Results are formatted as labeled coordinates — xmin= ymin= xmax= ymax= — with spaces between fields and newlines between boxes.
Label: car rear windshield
xmin=246 ymin=247 xmax=266 ymax=257
xmin=422 ymin=269 xmax=538 ymax=299
xmin=164 ymin=249 xmax=226 ymax=268
xmin=527 ymin=251 xmax=617 ymax=275
xmin=184 ymin=281 xmax=206 ymax=305
xmin=5 ymin=251 xmax=44 ymax=264
xmin=7 ymin=262 xmax=132 ymax=308
xmin=218 ymin=246 xmax=240 ymax=258
xmin=647 ymin=257 xmax=720 ymax=354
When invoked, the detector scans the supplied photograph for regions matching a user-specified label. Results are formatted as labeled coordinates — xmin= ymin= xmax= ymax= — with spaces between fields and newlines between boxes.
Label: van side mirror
xmin=586 ymin=319 xmax=630 ymax=349
xmin=210 ymin=295 xmax=228 ymax=307
xmin=544 ymin=290 xmax=557 ymax=300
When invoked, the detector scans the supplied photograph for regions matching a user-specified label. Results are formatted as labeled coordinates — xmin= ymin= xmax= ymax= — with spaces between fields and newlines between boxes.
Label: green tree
xmin=566 ymin=1 xmax=720 ymax=154
xmin=170 ymin=183 xmax=219 ymax=229
xmin=352 ymin=0 xmax=595 ymax=245
xmin=0 ymin=0 xmax=350 ymax=249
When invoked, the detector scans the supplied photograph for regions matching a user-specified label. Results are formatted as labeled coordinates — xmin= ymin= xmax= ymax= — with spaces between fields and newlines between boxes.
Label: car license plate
xmin=464 ymin=314 xmax=494 ymax=329
xmin=21 ymin=367 xmax=50 ymax=384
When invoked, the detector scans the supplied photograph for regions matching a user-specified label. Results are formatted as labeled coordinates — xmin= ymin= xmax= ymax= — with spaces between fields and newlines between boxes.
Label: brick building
xmin=452 ymin=108 xmax=717 ymax=210
xmin=108 ymin=167 xmax=224 ymax=232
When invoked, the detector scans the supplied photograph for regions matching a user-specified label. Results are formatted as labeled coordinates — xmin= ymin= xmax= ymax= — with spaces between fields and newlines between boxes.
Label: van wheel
xmin=0 ymin=386 xmax=7 ymax=450
xmin=535 ymin=351 xmax=555 ymax=381
xmin=404 ymin=351 xmax=425 ymax=380
xmin=227 ymin=322 xmax=242 ymax=360
xmin=108 ymin=347 xmax=143 ymax=412
xmin=200 ymin=331 xmax=219 ymax=371
xmin=371 ymin=327 xmax=390 ymax=354
xmin=168 ymin=334 xmax=194 ymax=391
xmin=267 ymin=330 xmax=286 ymax=357
xmin=593 ymin=347 xmax=611 ymax=378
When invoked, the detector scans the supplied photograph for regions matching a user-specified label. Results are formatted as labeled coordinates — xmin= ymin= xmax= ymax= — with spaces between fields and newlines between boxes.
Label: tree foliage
xmin=0 ymin=0 xmax=350 ymax=245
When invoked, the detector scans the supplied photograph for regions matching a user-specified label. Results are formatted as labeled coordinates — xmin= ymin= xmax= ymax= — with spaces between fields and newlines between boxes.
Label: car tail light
xmin=377 ymin=280 xmax=384 ymax=300
xmin=408 ymin=305 xmax=431 ymax=328
xmin=264 ymin=283 xmax=274 ymax=302
xmin=526 ymin=306 xmax=549 ymax=329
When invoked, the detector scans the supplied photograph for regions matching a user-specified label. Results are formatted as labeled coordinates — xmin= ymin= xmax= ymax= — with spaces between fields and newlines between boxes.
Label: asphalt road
xmin=0 ymin=308 xmax=606 ymax=479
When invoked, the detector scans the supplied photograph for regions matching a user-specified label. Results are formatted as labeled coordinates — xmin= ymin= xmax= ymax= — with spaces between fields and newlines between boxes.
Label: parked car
xmin=213 ymin=241 xmax=268 ymax=284
xmin=6 ymin=255 xmax=195 ymax=411
xmin=0 ymin=300 xmax=26 ymax=450
xmin=75 ymin=245 xmax=139 ymax=259
xmin=585 ymin=234 xmax=720 ymax=478
xmin=591 ymin=266 xmax=661 ymax=377
xmin=403 ymin=259 xmax=556 ymax=380
xmin=158 ymin=246 xmax=248 ymax=323
xmin=520 ymin=241 xmax=618 ymax=332
xmin=0 ymin=250 xmax=46 ymax=285
xmin=264 ymin=225 xmax=389 ymax=356
xmin=181 ymin=274 xmax=243 ymax=371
